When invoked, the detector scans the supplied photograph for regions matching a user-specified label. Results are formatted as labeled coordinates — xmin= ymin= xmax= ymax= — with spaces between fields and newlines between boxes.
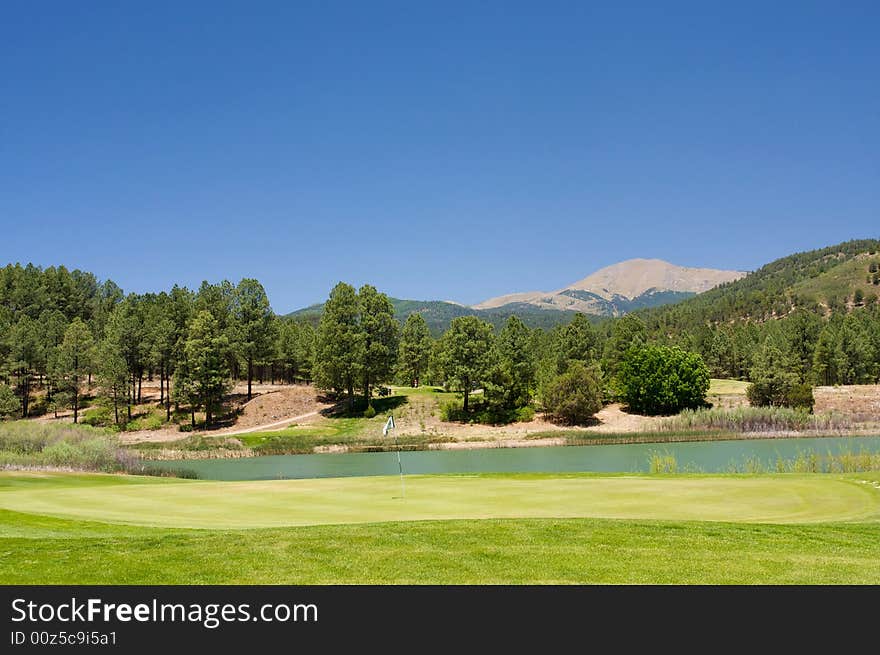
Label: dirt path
xmin=210 ymin=410 xmax=322 ymax=436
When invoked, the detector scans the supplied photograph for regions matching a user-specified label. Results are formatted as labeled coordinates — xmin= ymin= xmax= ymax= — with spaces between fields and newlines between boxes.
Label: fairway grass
xmin=1 ymin=471 xmax=879 ymax=584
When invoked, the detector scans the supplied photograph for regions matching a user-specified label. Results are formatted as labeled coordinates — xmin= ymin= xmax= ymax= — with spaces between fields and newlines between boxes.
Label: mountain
xmin=636 ymin=239 xmax=880 ymax=328
xmin=473 ymin=259 xmax=746 ymax=316
xmin=287 ymin=298 xmax=577 ymax=336
xmin=287 ymin=259 xmax=746 ymax=333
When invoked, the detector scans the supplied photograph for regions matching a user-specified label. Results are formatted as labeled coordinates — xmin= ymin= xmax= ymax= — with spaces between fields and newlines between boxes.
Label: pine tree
xmin=183 ymin=311 xmax=232 ymax=427
xmin=358 ymin=285 xmax=399 ymax=408
xmin=233 ymin=279 xmax=276 ymax=400
xmin=55 ymin=318 xmax=94 ymax=423
xmin=314 ymin=282 xmax=363 ymax=410
xmin=437 ymin=316 xmax=494 ymax=413
xmin=398 ymin=313 xmax=432 ymax=387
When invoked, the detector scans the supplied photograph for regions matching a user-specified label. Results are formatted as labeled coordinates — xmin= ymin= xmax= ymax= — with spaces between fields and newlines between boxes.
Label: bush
xmin=363 ymin=404 xmax=377 ymax=418
xmin=747 ymin=379 xmax=814 ymax=411
xmin=81 ymin=405 xmax=114 ymax=427
xmin=0 ymin=421 xmax=185 ymax=475
xmin=618 ymin=345 xmax=709 ymax=415
xmin=541 ymin=361 xmax=603 ymax=425
xmin=440 ymin=398 xmax=534 ymax=425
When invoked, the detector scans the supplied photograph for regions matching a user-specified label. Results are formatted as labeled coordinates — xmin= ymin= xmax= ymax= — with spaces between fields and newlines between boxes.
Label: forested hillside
xmin=289 ymin=297 xmax=576 ymax=335
xmin=628 ymin=239 xmax=880 ymax=384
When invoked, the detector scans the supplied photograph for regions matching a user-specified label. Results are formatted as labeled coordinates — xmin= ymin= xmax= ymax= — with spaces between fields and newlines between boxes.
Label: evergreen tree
xmin=746 ymin=338 xmax=811 ymax=409
xmin=603 ymin=314 xmax=647 ymax=373
xmin=233 ymin=279 xmax=276 ymax=400
xmin=812 ymin=324 xmax=837 ymax=385
xmin=398 ymin=313 xmax=432 ymax=388
xmin=96 ymin=337 xmax=130 ymax=426
xmin=493 ymin=316 xmax=535 ymax=409
xmin=358 ymin=285 xmax=399 ymax=407
xmin=7 ymin=317 xmax=40 ymax=417
xmin=437 ymin=316 xmax=494 ymax=413
xmin=182 ymin=311 xmax=232 ymax=427
xmin=0 ymin=383 xmax=19 ymax=418
xmin=314 ymin=282 xmax=363 ymax=409
xmin=783 ymin=310 xmax=821 ymax=382
xmin=55 ymin=318 xmax=94 ymax=423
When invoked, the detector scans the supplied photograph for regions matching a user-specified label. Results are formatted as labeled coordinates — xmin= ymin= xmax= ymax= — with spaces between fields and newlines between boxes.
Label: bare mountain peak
xmin=566 ymin=258 xmax=746 ymax=300
xmin=473 ymin=258 xmax=746 ymax=315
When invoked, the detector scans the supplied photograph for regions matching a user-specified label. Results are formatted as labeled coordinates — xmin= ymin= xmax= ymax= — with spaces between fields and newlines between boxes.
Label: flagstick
xmin=394 ymin=430 xmax=405 ymax=499
xmin=385 ymin=414 xmax=404 ymax=499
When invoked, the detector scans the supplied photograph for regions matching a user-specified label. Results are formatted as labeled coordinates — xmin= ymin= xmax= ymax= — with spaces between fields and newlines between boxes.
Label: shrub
xmin=747 ymin=380 xmax=814 ymax=410
xmin=541 ymin=361 xmax=603 ymax=425
xmin=619 ymin=345 xmax=710 ymax=415
xmin=81 ymin=405 xmax=114 ymax=427
xmin=440 ymin=398 xmax=534 ymax=425
xmin=0 ymin=421 xmax=189 ymax=475
xmin=363 ymin=404 xmax=377 ymax=419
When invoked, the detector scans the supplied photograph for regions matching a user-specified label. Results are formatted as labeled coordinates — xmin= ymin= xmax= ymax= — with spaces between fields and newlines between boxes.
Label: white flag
xmin=383 ymin=415 xmax=395 ymax=436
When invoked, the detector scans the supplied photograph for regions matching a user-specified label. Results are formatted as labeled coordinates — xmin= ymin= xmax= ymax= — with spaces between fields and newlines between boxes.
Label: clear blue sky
xmin=2 ymin=1 xmax=878 ymax=312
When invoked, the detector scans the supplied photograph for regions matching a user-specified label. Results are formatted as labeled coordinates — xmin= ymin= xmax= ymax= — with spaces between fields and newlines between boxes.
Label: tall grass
xmin=664 ymin=407 xmax=855 ymax=433
xmin=0 ymin=421 xmax=196 ymax=477
xmin=648 ymin=449 xmax=880 ymax=474
xmin=648 ymin=452 xmax=678 ymax=474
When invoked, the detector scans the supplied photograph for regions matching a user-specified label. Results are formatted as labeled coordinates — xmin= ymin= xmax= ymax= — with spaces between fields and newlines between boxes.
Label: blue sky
xmin=1 ymin=1 xmax=878 ymax=312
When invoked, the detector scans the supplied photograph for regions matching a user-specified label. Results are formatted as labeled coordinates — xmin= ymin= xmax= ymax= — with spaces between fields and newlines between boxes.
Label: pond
xmin=160 ymin=435 xmax=880 ymax=480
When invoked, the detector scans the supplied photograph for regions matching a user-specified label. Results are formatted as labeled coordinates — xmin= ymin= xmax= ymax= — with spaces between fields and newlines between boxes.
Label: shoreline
xmin=134 ymin=427 xmax=880 ymax=461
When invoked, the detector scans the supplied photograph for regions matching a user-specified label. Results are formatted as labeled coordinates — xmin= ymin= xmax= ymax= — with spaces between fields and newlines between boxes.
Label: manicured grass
xmin=1 ymin=471 xmax=879 ymax=529
xmin=2 ymin=471 xmax=878 ymax=584
xmin=709 ymin=378 xmax=749 ymax=395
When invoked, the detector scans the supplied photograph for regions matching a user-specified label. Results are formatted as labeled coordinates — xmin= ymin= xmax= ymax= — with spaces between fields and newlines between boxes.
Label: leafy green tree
xmin=542 ymin=360 xmax=603 ymax=425
xmin=182 ymin=311 xmax=232 ymax=427
xmin=55 ymin=318 xmax=94 ymax=423
xmin=437 ymin=316 xmax=494 ymax=413
xmin=233 ymin=279 xmax=276 ymax=400
xmin=358 ymin=285 xmax=399 ymax=407
xmin=398 ymin=312 xmax=432 ymax=387
xmin=314 ymin=283 xmax=363 ymax=409
xmin=619 ymin=344 xmax=710 ymax=415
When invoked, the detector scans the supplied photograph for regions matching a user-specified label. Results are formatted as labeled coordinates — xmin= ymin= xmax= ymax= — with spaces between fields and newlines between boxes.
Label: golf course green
xmin=2 ymin=471 xmax=879 ymax=583
xmin=2 ymin=471 xmax=880 ymax=528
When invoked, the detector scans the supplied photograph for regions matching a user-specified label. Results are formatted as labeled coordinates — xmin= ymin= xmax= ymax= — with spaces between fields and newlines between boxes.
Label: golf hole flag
xmin=383 ymin=415 xmax=395 ymax=436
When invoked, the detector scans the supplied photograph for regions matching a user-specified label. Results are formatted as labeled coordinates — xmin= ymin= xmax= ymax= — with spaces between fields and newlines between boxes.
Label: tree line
xmin=0 ymin=264 xmax=314 ymax=426
xmin=3 ymin=262 xmax=880 ymax=428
